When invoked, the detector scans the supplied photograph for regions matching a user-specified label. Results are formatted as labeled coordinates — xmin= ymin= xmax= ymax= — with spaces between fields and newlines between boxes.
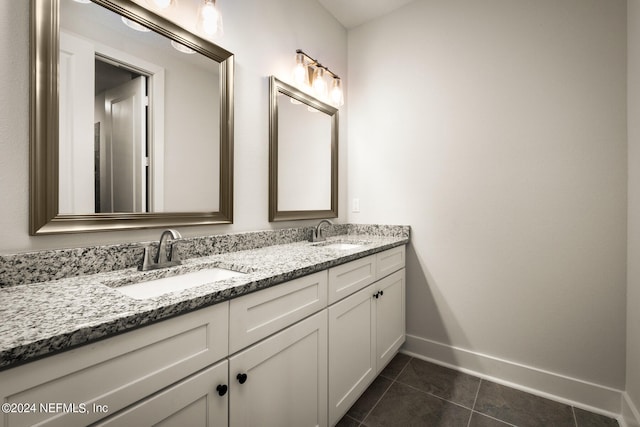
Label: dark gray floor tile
xmin=335 ymin=415 xmax=361 ymax=427
xmin=395 ymin=357 xmax=481 ymax=408
xmin=379 ymin=352 xmax=411 ymax=380
xmin=346 ymin=375 xmax=393 ymax=422
xmin=468 ymin=411 xmax=514 ymax=427
xmin=474 ymin=381 xmax=575 ymax=427
xmin=574 ymin=407 xmax=619 ymax=427
xmin=362 ymin=382 xmax=471 ymax=427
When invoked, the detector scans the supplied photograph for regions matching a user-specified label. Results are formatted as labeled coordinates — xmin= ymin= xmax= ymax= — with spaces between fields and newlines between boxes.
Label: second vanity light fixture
xmin=293 ymin=49 xmax=344 ymax=107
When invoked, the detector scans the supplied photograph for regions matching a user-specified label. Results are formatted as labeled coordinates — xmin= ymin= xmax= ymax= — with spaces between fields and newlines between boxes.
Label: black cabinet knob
xmin=237 ymin=373 xmax=248 ymax=384
xmin=216 ymin=384 xmax=228 ymax=396
xmin=373 ymin=292 xmax=379 ymax=299
xmin=379 ymin=290 xmax=384 ymax=296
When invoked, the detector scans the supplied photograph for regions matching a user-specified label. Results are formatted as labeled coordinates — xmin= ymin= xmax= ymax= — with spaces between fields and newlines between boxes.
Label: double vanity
xmin=0 ymin=225 xmax=409 ymax=427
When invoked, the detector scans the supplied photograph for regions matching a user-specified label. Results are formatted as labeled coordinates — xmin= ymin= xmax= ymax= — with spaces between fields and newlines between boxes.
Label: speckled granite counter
xmin=0 ymin=226 xmax=409 ymax=370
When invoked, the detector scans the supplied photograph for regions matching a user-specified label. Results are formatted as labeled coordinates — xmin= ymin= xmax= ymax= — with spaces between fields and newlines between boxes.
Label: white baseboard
xmin=402 ymin=334 xmax=624 ymax=419
xmin=622 ymin=392 xmax=640 ymax=427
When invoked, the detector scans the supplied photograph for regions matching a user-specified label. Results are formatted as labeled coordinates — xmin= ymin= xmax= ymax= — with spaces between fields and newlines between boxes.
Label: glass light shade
xmin=330 ymin=78 xmax=344 ymax=107
xmin=72 ymin=0 xmax=92 ymax=3
xmin=198 ymin=0 xmax=224 ymax=38
xmin=292 ymin=53 xmax=308 ymax=87
xmin=312 ymin=67 xmax=328 ymax=99
xmin=121 ymin=17 xmax=151 ymax=32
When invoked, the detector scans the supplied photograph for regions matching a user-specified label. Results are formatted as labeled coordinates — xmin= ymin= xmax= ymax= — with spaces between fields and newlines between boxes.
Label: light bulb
xmin=198 ymin=0 xmax=224 ymax=38
xmin=330 ymin=78 xmax=344 ymax=107
xmin=312 ymin=68 xmax=328 ymax=99
xmin=293 ymin=53 xmax=308 ymax=87
xmin=146 ymin=0 xmax=173 ymax=9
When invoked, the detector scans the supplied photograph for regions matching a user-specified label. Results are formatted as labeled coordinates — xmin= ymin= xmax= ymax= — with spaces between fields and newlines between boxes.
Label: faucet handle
xmin=169 ymin=241 xmax=182 ymax=263
xmin=139 ymin=246 xmax=153 ymax=271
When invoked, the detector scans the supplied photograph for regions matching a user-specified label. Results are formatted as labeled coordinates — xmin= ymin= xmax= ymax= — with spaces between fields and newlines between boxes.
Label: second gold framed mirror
xmin=268 ymin=76 xmax=338 ymax=222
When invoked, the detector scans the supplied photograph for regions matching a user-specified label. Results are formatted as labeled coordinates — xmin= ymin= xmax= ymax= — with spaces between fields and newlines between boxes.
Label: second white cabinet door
xmin=95 ymin=360 xmax=229 ymax=427
xmin=374 ymin=269 xmax=406 ymax=372
xmin=229 ymin=311 xmax=328 ymax=427
xmin=328 ymin=286 xmax=376 ymax=426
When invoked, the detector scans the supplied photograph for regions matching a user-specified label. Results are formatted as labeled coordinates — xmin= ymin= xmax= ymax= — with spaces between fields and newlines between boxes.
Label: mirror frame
xmin=268 ymin=76 xmax=338 ymax=222
xmin=30 ymin=0 xmax=234 ymax=234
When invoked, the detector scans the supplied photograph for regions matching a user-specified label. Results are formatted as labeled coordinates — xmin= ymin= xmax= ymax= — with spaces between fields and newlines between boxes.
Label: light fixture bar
xmin=295 ymin=49 xmax=340 ymax=80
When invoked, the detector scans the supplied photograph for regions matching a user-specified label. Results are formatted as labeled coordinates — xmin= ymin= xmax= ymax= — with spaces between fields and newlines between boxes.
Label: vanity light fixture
xmin=292 ymin=49 xmax=344 ymax=107
xmin=198 ymin=0 xmax=224 ymax=38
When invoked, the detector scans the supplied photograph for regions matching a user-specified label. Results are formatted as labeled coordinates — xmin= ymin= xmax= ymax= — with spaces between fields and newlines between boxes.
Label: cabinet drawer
xmin=328 ymin=254 xmax=376 ymax=304
xmin=376 ymin=246 xmax=405 ymax=279
xmin=0 ymin=302 xmax=229 ymax=427
xmin=95 ymin=360 xmax=228 ymax=427
xmin=229 ymin=271 xmax=328 ymax=353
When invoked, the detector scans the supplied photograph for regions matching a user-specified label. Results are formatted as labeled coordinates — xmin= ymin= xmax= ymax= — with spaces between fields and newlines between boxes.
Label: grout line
xmin=353 ymin=354 xmax=413 ymax=425
xmin=359 ymin=375 xmax=395 ymax=425
xmin=572 ymin=406 xmax=579 ymax=427
xmin=467 ymin=378 xmax=483 ymax=427
xmin=470 ymin=411 xmax=519 ymax=427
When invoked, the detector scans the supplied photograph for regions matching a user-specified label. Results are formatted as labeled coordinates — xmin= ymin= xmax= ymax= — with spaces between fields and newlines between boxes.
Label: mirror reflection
xmin=60 ymin=0 xmax=220 ymax=214
xmin=269 ymin=76 xmax=338 ymax=222
xmin=30 ymin=0 xmax=234 ymax=234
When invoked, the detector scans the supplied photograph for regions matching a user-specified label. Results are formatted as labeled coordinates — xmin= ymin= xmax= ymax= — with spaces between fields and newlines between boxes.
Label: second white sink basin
xmin=318 ymin=243 xmax=363 ymax=250
xmin=310 ymin=240 xmax=370 ymax=250
xmin=114 ymin=268 xmax=246 ymax=300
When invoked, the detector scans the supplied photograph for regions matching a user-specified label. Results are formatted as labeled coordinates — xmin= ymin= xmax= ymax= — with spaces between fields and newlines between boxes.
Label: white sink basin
xmin=319 ymin=243 xmax=363 ymax=250
xmin=113 ymin=268 xmax=246 ymax=300
xmin=310 ymin=240 xmax=370 ymax=250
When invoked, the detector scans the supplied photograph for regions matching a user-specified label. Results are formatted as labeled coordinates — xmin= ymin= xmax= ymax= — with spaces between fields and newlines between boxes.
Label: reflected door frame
xmin=58 ymin=29 xmax=166 ymax=214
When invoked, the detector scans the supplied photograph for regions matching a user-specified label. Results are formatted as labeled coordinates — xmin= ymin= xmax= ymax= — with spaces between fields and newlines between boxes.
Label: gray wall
xmin=347 ymin=0 xmax=628 ymax=409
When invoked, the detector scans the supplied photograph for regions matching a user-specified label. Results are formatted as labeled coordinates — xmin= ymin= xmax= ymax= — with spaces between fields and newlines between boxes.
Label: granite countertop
xmin=0 ymin=234 xmax=408 ymax=370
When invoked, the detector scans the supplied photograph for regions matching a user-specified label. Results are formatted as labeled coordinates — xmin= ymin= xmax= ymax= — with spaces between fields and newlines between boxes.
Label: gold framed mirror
xmin=30 ymin=0 xmax=234 ymax=234
xmin=268 ymin=76 xmax=338 ymax=222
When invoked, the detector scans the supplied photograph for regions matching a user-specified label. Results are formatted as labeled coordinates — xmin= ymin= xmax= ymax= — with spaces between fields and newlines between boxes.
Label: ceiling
xmin=317 ymin=0 xmax=415 ymax=29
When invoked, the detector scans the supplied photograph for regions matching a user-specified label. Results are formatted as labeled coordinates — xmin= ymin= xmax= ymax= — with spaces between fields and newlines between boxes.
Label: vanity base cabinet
xmin=328 ymin=267 xmax=405 ymax=426
xmin=95 ymin=360 xmax=229 ymax=427
xmin=0 ymin=303 xmax=229 ymax=427
xmin=229 ymin=311 xmax=328 ymax=427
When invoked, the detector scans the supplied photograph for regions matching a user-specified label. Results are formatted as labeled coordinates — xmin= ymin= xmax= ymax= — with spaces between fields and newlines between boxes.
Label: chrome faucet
xmin=311 ymin=219 xmax=333 ymax=242
xmin=139 ymin=229 xmax=183 ymax=271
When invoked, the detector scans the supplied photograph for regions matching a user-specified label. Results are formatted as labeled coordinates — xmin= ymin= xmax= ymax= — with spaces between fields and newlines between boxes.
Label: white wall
xmin=0 ymin=0 xmax=347 ymax=252
xmin=627 ymin=1 xmax=640 ymax=425
xmin=348 ymin=0 xmax=628 ymax=406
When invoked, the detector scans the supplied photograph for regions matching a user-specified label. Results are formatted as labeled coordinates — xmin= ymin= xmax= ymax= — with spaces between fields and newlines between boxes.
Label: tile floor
xmin=336 ymin=353 xmax=619 ymax=427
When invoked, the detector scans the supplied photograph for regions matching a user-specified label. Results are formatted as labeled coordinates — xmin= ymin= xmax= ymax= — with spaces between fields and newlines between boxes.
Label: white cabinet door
xmin=229 ymin=311 xmax=328 ymax=427
xmin=95 ymin=360 xmax=228 ymax=427
xmin=374 ymin=269 xmax=405 ymax=372
xmin=328 ymin=286 xmax=376 ymax=426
